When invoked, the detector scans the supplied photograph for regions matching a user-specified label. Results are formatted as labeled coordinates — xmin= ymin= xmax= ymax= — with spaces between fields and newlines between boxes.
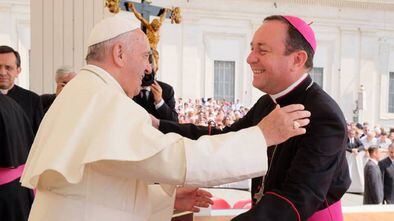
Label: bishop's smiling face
xmin=247 ymin=20 xmax=294 ymax=95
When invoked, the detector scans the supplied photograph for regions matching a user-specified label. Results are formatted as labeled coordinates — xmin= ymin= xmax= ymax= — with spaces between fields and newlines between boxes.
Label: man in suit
xmin=363 ymin=145 xmax=383 ymax=204
xmin=379 ymin=143 xmax=394 ymax=204
xmin=40 ymin=65 xmax=77 ymax=114
xmin=133 ymin=68 xmax=178 ymax=122
xmin=0 ymin=45 xmax=43 ymax=134
xmin=155 ymin=15 xmax=350 ymax=221
xmin=347 ymin=129 xmax=364 ymax=153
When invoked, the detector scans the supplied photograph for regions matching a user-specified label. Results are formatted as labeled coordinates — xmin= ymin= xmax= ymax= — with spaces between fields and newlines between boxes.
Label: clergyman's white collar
xmin=270 ymin=73 xmax=308 ymax=102
xmin=0 ymin=84 xmax=14 ymax=94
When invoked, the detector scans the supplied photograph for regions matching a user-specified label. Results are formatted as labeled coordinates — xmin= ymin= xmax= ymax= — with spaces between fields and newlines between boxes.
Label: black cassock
xmin=0 ymin=94 xmax=35 ymax=221
xmin=7 ymin=85 xmax=43 ymax=134
xmin=159 ymin=76 xmax=351 ymax=221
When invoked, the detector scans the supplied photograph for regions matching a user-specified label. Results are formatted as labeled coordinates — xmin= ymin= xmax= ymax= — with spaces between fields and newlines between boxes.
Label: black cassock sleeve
xmin=233 ymin=101 xmax=349 ymax=221
xmin=158 ymin=98 xmax=261 ymax=139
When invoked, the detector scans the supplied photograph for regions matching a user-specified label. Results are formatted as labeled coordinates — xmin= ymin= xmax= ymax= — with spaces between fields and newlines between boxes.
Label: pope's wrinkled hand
xmin=258 ymin=104 xmax=311 ymax=146
xmin=174 ymin=187 xmax=213 ymax=212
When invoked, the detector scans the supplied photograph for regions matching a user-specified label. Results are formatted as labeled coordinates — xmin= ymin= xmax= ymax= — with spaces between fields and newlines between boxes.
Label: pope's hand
xmin=258 ymin=104 xmax=310 ymax=146
xmin=174 ymin=187 xmax=213 ymax=212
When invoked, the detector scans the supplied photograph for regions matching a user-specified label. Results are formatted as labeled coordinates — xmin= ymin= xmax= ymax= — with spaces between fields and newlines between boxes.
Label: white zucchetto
xmin=87 ymin=14 xmax=140 ymax=47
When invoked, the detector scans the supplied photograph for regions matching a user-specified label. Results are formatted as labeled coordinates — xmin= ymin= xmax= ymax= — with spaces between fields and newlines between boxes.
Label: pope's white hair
xmin=85 ymin=30 xmax=136 ymax=63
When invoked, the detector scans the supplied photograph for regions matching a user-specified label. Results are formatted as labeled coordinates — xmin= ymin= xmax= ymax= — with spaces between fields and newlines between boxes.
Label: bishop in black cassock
xmin=158 ymin=15 xmax=350 ymax=221
xmin=0 ymin=94 xmax=35 ymax=221
xmin=160 ymin=75 xmax=350 ymax=220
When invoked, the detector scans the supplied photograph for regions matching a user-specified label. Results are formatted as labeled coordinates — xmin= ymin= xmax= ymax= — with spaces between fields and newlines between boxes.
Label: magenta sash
xmin=307 ymin=200 xmax=343 ymax=221
xmin=0 ymin=164 xmax=25 ymax=185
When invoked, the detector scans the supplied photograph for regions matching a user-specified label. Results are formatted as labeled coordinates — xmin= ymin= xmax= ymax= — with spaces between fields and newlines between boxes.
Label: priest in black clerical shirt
xmin=156 ymin=15 xmax=350 ymax=221
xmin=0 ymin=45 xmax=43 ymax=134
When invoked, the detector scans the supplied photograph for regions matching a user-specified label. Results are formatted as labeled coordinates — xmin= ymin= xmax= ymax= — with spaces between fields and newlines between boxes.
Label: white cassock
xmin=21 ymin=64 xmax=269 ymax=221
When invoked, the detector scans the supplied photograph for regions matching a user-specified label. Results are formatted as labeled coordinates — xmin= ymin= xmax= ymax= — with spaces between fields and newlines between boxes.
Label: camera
xmin=141 ymin=71 xmax=155 ymax=86
xmin=141 ymin=52 xmax=156 ymax=86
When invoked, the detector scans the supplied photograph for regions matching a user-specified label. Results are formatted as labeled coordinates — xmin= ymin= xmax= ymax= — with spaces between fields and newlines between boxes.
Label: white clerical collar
xmin=370 ymin=158 xmax=379 ymax=165
xmin=141 ymin=86 xmax=151 ymax=91
xmin=270 ymin=73 xmax=308 ymax=101
xmin=0 ymin=84 xmax=14 ymax=94
xmin=82 ymin=65 xmax=124 ymax=94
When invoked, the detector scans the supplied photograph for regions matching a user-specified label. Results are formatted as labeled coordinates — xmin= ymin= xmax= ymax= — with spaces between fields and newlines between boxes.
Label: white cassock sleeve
xmin=147 ymin=185 xmax=176 ymax=221
xmin=90 ymin=126 xmax=268 ymax=187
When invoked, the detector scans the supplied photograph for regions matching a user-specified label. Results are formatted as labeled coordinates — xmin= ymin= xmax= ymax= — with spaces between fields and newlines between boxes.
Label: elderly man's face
xmin=56 ymin=72 xmax=76 ymax=95
xmin=122 ymin=30 xmax=152 ymax=97
xmin=247 ymin=20 xmax=294 ymax=94
xmin=0 ymin=52 xmax=20 ymax=90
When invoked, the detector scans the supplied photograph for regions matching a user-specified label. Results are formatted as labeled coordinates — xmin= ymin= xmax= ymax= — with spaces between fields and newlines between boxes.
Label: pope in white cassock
xmin=21 ymin=14 xmax=310 ymax=221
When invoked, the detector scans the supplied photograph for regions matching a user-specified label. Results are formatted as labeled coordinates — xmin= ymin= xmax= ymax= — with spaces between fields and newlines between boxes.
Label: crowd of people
xmin=175 ymin=98 xmax=250 ymax=129
xmin=346 ymin=122 xmax=394 ymax=205
xmin=346 ymin=122 xmax=394 ymax=152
